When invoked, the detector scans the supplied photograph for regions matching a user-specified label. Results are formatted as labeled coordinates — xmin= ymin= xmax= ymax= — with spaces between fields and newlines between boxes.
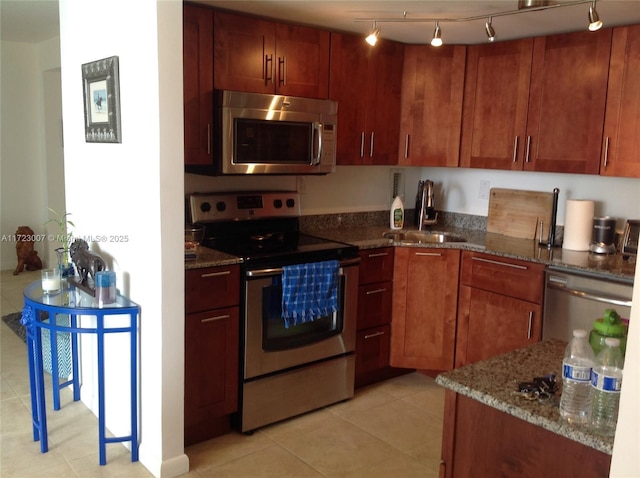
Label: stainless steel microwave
xmin=216 ymin=90 xmax=337 ymax=175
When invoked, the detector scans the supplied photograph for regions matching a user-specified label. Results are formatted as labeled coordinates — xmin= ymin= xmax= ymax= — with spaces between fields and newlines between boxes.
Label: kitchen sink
xmin=383 ymin=231 xmax=467 ymax=244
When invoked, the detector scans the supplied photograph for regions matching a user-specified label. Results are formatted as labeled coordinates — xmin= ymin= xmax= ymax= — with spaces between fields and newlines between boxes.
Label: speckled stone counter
xmin=184 ymin=246 xmax=242 ymax=270
xmin=435 ymin=339 xmax=614 ymax=455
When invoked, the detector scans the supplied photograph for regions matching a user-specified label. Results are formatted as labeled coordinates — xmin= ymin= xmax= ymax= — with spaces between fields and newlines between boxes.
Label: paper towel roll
xmin=563 ymin=199 xmax=595 ymax=251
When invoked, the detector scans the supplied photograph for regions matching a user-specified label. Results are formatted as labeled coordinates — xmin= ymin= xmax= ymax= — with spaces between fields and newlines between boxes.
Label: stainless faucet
xmin=418 ymin=180 xmax=435 ymax=231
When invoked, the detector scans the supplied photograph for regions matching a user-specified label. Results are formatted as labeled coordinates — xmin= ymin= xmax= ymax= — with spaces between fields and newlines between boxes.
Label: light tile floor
xmin=1 ymin=269 xmax=444 ymax=477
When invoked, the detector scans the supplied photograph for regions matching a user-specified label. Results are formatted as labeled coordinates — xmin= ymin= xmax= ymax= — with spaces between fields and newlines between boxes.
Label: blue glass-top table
xmin=21 ymin=280 xmax=140 ymax=466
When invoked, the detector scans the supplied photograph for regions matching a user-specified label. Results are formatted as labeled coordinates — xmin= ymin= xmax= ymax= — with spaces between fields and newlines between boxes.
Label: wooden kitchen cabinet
xmin=213 ymin=10 xmax=330 ymax=98
xmin=355 ymin=247 xmax=401 ymax=387
xmin=390 ymin=247 xmax=460 ymax=371
xmin=455 ymin=251 xmax=545 ymax=367
xmin=330 ymin=33 xmax=404 ymax=165
xmin=185 ymin=265 xmax=240 ymax=446
xmin=183 ymin=3 xmax=214 ymax=167
xmin=398 ymin=45 xmax=466 ymax=167
xmin=601 ymin=25 xmax=640 ymax=178
xmin=461 ymin=30 xmax=612 ymax=174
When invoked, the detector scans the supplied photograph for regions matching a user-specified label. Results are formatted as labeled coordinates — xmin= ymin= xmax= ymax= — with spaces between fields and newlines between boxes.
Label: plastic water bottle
xmin=559 ymin=329 xmax=595 ymax=424
xmin=589 ymin=337 xmax=624 ymax=436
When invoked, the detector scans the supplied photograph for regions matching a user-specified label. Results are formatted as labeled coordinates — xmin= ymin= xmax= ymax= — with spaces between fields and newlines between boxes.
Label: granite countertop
xmin=435 ymin=339 xmax=614 ymax=455
xmin=184 ymin=247 xmax=242 ymax=270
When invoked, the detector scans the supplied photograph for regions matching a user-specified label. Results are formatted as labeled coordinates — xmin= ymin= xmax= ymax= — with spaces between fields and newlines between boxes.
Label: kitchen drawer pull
xmin=524 ymin=136 xmax=532 ymax=163
xmin=366 ymin=288 xmax=387 ymax=295
xmin=201 ymin=270 xmax=232 ymax=278
xmin=264 ymin=54 xmax=273 ymax=84
xmin=512 ymin=136 xmax=519 ymax=163
xmin=527 ymin=311 xmax=533 ymax=339
xmin=404 ymin=134 xmax=410 ymax=158
xmin=278 ymin=56 xmax=287 ymax=86
xmin=546 ymin=280 xmax=632 ymax=307
xmin=603 ymin=137 xmax=610 ymax=168
xmin=415 ymin=252 xmax=442 ymax=257
xmin=471 ymin=256 xmax=527 ymax=270
xmin=367 ymin=252 xmax=389 ymax=258
xmin=201 ymin=314 xmax=230 ymax=324
xmin=370 ymin=132 xmax=375 ymax=158
xmin=364 ymin=330 xmax=385 ymax=339
xmin=360 ymin=132 xmax=365 ymax=158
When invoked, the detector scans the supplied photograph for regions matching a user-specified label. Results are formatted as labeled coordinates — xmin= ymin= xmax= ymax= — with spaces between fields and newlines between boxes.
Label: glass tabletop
xmin=24 ymin=280 xmax=139 ymax=310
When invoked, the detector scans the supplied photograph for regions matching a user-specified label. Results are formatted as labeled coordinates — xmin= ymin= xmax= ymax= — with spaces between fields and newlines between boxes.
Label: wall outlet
xmin=479 ymin=180 xmax=491 ymax=200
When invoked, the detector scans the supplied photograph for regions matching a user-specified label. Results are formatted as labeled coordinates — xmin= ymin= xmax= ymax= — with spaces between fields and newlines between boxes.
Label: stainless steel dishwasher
xmin=543 ymin=266 xmax=633 ymax=341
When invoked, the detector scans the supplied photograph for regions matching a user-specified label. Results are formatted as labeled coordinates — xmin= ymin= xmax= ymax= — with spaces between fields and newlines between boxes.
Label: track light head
xmin=431 ymin=21 xmax=443 ymax=47
xmin=588 ymin=2 xmax=602 ymax=31
xmin=485 ymin=17 xmax=496 ymax=42
xmin=366 ymin=22 xmax=380 ymax=45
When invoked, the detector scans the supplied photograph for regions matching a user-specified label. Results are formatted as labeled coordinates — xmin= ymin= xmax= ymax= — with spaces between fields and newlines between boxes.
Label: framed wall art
xmin=82 ymin=56 xmax=121 ymax=143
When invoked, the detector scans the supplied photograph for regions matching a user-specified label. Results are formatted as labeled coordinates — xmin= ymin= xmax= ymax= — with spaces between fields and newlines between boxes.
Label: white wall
xmin=58 ymin=0 xmax=186 ymax=476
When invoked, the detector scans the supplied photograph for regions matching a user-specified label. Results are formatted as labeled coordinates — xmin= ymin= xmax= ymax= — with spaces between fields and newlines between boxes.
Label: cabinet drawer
xmin=460 ymin=251 xmax=544 ymax=304
xmin=355 ymin=325 xmax=391 ymax=377
xmin=185 ymin=265 xmax=240 ymax=313
xmin=358 ymin=248 xmax=394 ymax=285
xmin=357 ymin=282 xmax=392 ymax=329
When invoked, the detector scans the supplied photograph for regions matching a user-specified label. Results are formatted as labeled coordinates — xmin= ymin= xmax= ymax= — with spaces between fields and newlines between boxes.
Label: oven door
xmin=243 ymin=258 xmax=358 ymax=380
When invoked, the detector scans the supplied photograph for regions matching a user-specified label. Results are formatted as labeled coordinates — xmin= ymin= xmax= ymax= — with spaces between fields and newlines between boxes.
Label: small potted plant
xmin=45 ymin=208 xmax=75 ymax=277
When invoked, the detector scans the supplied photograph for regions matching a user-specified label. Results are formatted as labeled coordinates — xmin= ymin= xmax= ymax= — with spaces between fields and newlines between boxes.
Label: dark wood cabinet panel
xmin=525 ymin=29 xmax=612 ymax=174
xmin=357 ymin=282 xmax=392 ymax=330
xmin=358 ymin=248 xmax=394 ymax=285
xmin=330 ymin=34 xmax=403 ymax=165
xmin=214 ymin=10 xmax=329 ymax=98
xmin=601 ymin=25 xmax=640 ymax=178
xmin=183 ymin=4 xmax=214 ymax=166
xmin=391 ymin=247 xmax=460 ymax=371
xmin=355 ymin=325 xmax=391 ymax=387
xmin=460 ymin=39 xmax=533 ymax=170
xmin=399 ymin=45 xmax=466 ymax=167
xmin=185 ymin=266 xmax=240 ymax=314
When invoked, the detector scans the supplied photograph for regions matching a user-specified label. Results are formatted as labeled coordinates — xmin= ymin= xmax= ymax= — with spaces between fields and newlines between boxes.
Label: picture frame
xmin=82 ymin=56 xmax=121 ymax=143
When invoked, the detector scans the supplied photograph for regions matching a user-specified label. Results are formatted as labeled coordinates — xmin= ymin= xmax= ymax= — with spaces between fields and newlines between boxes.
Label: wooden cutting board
xmin=487 ymin=188 xmax=554 ymax=240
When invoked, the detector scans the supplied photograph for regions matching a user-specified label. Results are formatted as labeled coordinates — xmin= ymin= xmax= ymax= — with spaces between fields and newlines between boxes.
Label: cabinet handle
xmin=201 ymin=314 xmax=230 ymax=324
xmin=278 ymin=57 xmax=287 ymax=86
xmin=512 ymin=136 xmax=519 ymax=163
xmin=524 ymin=136 xmax=532 ymax=163
xmin=527 ymin=311 xmax=533 ymax=339
xmin=360 ymin=132 xmax=365 ymax=158
xmin=265 ymin=54 xmax=273 ymax=84
xmin=201 ymin=270 xmax=232 ymax=278
xmin=367 ymin=252 xmax=389 ymax=258
xmin=370 ymin=132 xmax=375 ymax=158
xmin=364 ymin=330 xmax=385 ymax=339
xmin=366 ymin=288 xmax=387 ymax=295
xmin=404 ymin=134 xmax=410 ymax=159
xmin=603 ymin=137 xmax=610 ymax=168
xmin=415 ymin=252 xmax=442 ymax=257
xmin=207 ymin=123 xmax=211 ymax=155
xmin=471 ymin=256 xmax=527 ymax=270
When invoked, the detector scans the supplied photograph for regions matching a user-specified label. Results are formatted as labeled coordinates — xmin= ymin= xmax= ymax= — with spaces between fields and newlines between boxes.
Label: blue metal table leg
xmin=34 ymin=324 xmax=48 ymax=453
xmin=50 ymin=314 xmax=61 ymax=411
xmin=131 ymin=311 xmax=138 ymax=462
xmin=97 ymin=313 xmax=107 ymax=466
xmin=26 ymin=325 xmax=39 ymax=442
xmin=70 ymin=314 xmax=80 ymax=402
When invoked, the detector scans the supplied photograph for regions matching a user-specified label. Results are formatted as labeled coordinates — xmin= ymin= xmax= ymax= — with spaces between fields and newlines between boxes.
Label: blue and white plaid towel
xmin=281 ymin=260 xmax=339 ymax=328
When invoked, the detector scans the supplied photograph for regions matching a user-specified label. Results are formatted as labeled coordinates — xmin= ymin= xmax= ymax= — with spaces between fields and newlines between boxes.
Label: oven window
xmin=261 ymin=277 xmax=344 ymax=351
xmin=234 ymin=118 xmax=312 ymax=164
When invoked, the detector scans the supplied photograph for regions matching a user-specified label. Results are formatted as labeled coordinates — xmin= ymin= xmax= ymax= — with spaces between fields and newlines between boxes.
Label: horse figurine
xmin=69 ymin=239 xmax=106 ymax=285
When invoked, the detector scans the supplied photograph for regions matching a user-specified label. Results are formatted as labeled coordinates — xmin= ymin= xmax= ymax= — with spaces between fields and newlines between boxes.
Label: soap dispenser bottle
xmin=390 ymin=195 xmax=404 ymax=230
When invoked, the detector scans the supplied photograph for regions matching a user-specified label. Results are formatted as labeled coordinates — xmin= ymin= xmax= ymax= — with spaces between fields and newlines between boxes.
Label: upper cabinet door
xmin=213 ymin=11 xmax=275 ymax=94
xmin=183 ymin=4 xmax=214 ymax=166
xmin=601 ymin=25 xmax=640 ymax=178
xmin=213 ymin=11 xmax=330 ymax=98
xmin=460 ymin=39 xmax=533 ymax=170
xmin=399 ymin=45 xmax=466 ymax=167
xmin=525 ymin=29 xmax=612 ymax=174
xmin=274 ymin=23 xmax=330 ymax=98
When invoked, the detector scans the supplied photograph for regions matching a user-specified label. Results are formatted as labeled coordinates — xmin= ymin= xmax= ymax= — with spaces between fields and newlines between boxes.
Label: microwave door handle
xmin=312 ymin=121 xmax=322 ymax=165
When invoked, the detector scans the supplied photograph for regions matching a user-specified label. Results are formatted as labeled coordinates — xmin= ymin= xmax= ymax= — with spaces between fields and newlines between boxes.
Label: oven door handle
xmin=246 ymin=257 xmax=360 ymax=278
xmin=546 ymin=281 xmax=633 ymax=308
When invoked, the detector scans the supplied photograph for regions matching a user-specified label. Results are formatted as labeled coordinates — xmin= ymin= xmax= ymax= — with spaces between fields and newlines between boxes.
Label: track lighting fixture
xmin=358 ymin=0 xmax=604 ymax=45
xmin=485 ymin=17 xmax=496 ymax=42
xmin=431 ymin=21 xmax=443 ymax=47
xmin=366 ymin=22 xmax=380 ymax=46
xmin=588 ymin=1 xmax=602 ymax=31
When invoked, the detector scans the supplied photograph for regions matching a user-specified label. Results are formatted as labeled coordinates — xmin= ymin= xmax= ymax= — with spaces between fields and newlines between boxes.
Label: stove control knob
xmin=216 ymin=201 xmax=226 ymax=212
xmin=273 ymin=199 xmax=283 ymax=209
xmin=200 ymin=202 xmax=211 ymax=212
xmin=286 ymin=198 xmax=295 ymax=208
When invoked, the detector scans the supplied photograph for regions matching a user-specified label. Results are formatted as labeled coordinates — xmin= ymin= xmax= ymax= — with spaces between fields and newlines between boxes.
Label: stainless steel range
xmin=188 ymin=191 xmax=360 ymax=433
